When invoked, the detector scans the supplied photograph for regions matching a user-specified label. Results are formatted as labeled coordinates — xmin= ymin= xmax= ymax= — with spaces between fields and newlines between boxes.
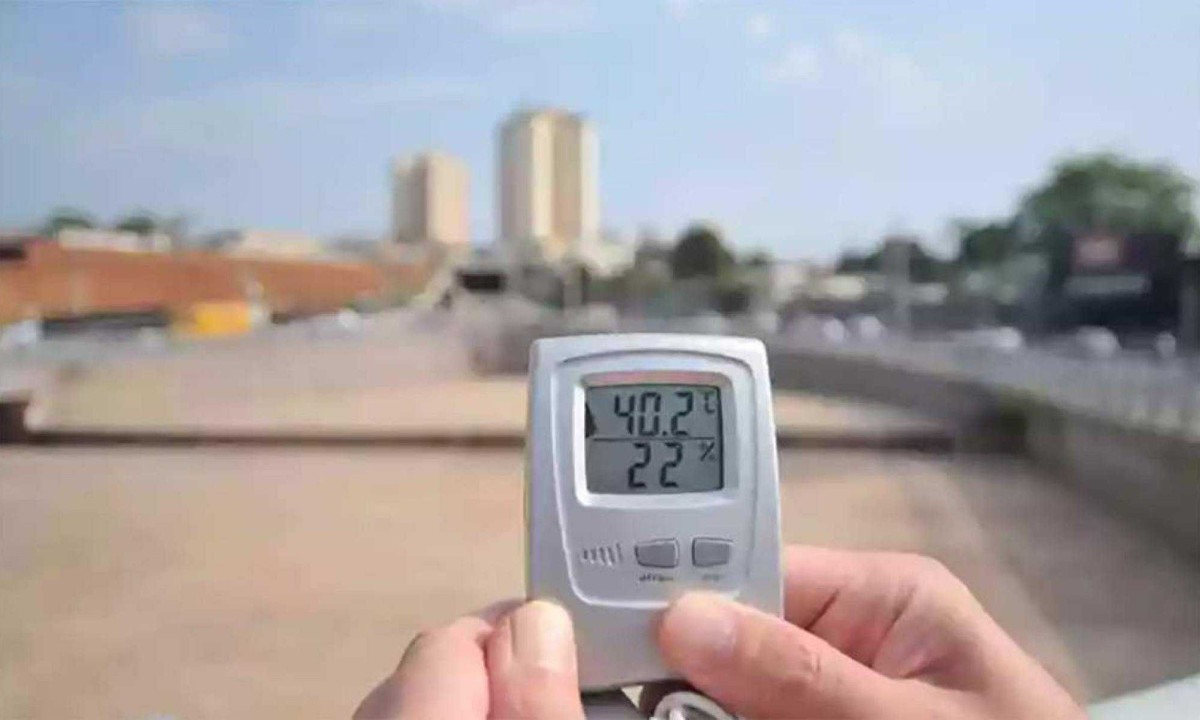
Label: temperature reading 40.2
xmin=585 ymin=384 xmax=723 ymax=494
xmin=611 ymin=389 xmax=709 ymax=438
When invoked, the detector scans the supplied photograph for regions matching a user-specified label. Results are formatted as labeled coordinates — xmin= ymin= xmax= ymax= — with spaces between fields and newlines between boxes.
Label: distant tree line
xmin=834 ymin=240 xmax=950 ymax=283
xmin=835 ymin=152 xmax=1196 ymax=281
xmin=38 ymin=208 xmax=187 ymax=242
xmin=597 ymin=222 xmax=773 ymax=314
xmin=30 ymin=151 xmax=1195 ymax=315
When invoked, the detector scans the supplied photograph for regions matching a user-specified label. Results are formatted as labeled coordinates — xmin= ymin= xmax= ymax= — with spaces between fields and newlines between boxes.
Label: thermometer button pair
xmin=634 ymin=537 xmax=732 ymax=568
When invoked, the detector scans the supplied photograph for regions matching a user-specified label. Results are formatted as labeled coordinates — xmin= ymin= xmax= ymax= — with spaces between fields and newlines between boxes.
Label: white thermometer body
xmin=525 ymin=334 xmax=782 ymax=690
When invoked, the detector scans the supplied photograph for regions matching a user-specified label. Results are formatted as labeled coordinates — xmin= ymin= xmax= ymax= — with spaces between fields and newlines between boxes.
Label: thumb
xmin=657 ymin=593 xmax=898 ymax=719
xmin=485 ymin=600 xmax=585 ymax=719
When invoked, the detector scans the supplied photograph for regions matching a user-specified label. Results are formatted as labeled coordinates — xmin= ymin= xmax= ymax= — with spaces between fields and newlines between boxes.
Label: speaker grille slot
xmin=580 ymin=544 xmax=623 ymax=566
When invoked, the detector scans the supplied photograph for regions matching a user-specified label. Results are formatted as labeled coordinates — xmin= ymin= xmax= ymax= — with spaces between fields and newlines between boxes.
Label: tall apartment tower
xmin=497 ymin=109 xmax=598 ymax=260
xmin=392 ymin=152 xmax=469 ymax=246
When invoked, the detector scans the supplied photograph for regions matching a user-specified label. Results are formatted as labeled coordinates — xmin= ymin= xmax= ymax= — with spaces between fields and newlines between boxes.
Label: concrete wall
xmin=770 ymin=352 xmax=1199 ymax=555
xmin=1024 ymin=403 xmax=1200 ymax=556
xmin=766 ymin=348 xmax=1199 ymax=555
xmin=471 ymin=322 xmax=1199 ymax=557
xmin=765 ymin=346 xmax=1023 ymax=450
xmin=470 ymin=323 xmax=1014 ymax=443
xmin=769 ymin=352 xmax=1200 ymax=557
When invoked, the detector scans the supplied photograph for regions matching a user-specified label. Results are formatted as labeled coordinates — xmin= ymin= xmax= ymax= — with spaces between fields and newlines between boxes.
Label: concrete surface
xmin=37 ymin=372 xmax=947 ymax=442
xmin=2 ymin=447 xmax=1199 ymax=718
xmin=1026 ymin=403 xmax=1200 ymax=559
xmin=5 ymin=313 xmax=1200 ymax=718
xmin=24 ymin=317 xmax=950 ymax=446
xmin=470 ymin=312 xmax=1200 ymax=555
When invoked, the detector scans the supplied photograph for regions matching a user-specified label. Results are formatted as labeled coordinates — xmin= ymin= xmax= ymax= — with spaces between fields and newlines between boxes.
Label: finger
xmin=782 ymin=545 xmax=863 ymax=627
xmin=486 ymin=600 xmax=585 ymax=720
xmin=783 ymin=547 xmax=977 ymax=668
xmin=657 ymin=593 xmax=899 ymax=719
xmin=476 ymin=598 xmax=525 ymax=624
xmin=353 ymin=614 xmax=495 ymax=719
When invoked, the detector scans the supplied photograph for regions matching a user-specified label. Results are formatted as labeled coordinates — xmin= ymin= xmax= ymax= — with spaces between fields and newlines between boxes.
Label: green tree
xmin=743 ymin=250 xmax=773 ymax=268
xmin=835 ymin=250 xmax=880 ymax=274
xmin=906 ymin=242 xmax=950 ymax=283
xmin=113 ymin=212 xmax=158 ymax=236
xmin=714 ymin=277 xmax=753 ymax=314
xmin=953 ymin=220 xmax=1017 ymax=269
xmin=1020 ymin=153 xmax=1195 ymax=243
xmin=1017 ymin=153 xmax=1197 ymax=298
xmin=41 ymin=207 xmax=95 ymax=236
xmin=670 ymin=224 xmax=733 ymax=280
xmin=633 ymin=238 xmax=671 ymax=269
xmin=835 ymin=238 xmax=948 ymax=282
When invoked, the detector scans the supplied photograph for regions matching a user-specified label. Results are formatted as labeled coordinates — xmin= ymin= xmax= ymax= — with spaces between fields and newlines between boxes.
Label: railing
xmin=534 ymin=309 xmax=1200 ymax=441
xmin=764 ymin=335 xmax=1200 ymax=440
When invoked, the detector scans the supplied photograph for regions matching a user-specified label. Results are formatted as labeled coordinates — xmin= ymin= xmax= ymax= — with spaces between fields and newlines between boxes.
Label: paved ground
xmin=29 ymin=311 xmax=472 ymax=432
xmin=4 ymin=315 xmax=1199 ymax=717
xmin=39 ymin=372 xmax=945 ymax=440
xmin=31 ymin=318 xmax=943 ymax=441
xmin=2 ymin=446 xmax=1199 ymax=718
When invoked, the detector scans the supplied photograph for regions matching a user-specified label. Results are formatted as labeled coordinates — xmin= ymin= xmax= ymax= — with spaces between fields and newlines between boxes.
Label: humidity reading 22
xmin=584 ymin=384 xmax=723 ymax=494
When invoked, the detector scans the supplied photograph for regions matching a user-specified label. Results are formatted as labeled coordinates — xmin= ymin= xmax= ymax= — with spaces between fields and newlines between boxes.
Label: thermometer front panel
xmin=561 ymin=363 xmax=752 ymax=606
xmin=527 ymin=335 xmax=782 ymax=689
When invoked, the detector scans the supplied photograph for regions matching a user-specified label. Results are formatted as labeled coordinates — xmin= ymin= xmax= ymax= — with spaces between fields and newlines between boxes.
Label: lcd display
xmin=584 ymin=384 xmax=723 ymax=494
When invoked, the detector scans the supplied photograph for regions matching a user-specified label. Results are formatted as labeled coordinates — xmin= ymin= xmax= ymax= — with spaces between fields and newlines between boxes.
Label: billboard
xmin=1059 ymin=233 xmax=1181 ymax=331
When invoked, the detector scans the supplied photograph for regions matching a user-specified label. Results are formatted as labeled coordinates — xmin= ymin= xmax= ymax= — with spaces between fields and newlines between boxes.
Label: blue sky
xmin=1 ymin=0 xmax=1197 ymax=260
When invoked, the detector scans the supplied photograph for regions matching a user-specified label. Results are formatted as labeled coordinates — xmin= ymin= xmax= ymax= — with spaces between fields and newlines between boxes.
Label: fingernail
xmin=661 ymin=593 xmax=737 ymax=666
xmin=511 ymin=600 xmax=575 ymax=672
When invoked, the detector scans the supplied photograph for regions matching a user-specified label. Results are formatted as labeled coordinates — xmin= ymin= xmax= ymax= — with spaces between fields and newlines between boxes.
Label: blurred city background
xmin=2 ymin=1 xmax=1198 ymax=718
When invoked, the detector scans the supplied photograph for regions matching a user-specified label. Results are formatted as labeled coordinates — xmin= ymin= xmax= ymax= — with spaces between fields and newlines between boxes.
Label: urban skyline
xmin=391 ymin=152 xmax=470 ymax=247
xmin=1 ymin=2 xmax=1197 ymax=259
xmin=389 ymin=106 xmax=599 ymax=260
xmin=498 ymin=108 xmax=599 ymax=260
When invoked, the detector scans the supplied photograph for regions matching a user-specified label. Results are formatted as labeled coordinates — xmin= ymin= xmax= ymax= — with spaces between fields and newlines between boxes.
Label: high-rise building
xmin=392 ymin=152 xmax=470 ymax=246
xmin=497 ymin=109 xmax=598 ymax=261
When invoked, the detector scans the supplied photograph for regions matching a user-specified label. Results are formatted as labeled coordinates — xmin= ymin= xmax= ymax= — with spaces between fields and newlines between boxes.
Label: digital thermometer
xmin=526 ymin=334 xmax=782 ymax=690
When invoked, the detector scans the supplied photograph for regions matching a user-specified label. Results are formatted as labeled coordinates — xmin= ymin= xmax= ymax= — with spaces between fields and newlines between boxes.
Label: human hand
xmin=353 ymin=600 xmax=585 ymax=719
xmin=355 ymin=547 xmax=1084 ymax=719
xmin=653 ymin=545 xmax=1085 ymax=719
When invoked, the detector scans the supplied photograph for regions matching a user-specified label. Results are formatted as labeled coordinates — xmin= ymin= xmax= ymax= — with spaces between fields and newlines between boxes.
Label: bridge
xmin=1 ymin=307 xmax=1198 ymax=718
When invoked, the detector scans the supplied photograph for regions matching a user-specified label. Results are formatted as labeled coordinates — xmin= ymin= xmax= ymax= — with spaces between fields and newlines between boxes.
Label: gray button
xmin=692 ymin=538 xmax=732 ymax=567
xmin=635 ymin=539 xmax=679 ymax=568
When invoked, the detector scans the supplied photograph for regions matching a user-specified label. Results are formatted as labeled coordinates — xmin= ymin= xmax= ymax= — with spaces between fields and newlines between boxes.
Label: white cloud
xmin=746 ymin=12 xmax=773 ymax=40
xmin=764 ymin=44 xmax=820 ymax=85
xmin=874 ymin=52 xmax=942 ymax=121
xmin=663 ymin=0 xmax=733 ymax=20
xmin=0 ymin=65 xmax=50 ymax=138
xmin=69 ymin=76 xmax=479 ymax=157
xmin=829 ymin=29 xmax=939 ymax=110
xmin=126 ymin=5 xmax=231 ymax=57
xmin=304 ymin=1 xmax=596 ymax=39
xmin=833 ymin=30 xmax=872 ymax=61
xmin=304 ymin=3 xmax=403 ymax=37
xmin=663 ymin=0 xmax=694 ymax=19
xmin=761 ymin=29 xmax=942 ymax=122
xmin=418 ymin=0 xmax=596 ymax=36
xmin=492 ymin=0 xmax=595 ymax=35
xmin=0 ymin=65 xmax=39 ymax=97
